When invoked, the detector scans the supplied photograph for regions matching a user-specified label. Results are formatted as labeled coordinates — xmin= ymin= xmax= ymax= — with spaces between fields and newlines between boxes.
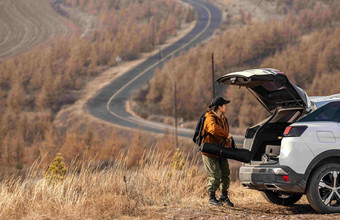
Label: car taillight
xmin=283 ymin=126 xmax=308 ymax=137
xmin=283 ymin=126 xmax=291 ymax=135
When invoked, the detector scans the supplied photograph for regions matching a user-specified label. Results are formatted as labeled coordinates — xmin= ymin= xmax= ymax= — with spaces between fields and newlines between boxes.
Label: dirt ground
xmin=139 ymin=195 xmax=338 ymax=219
xmin=114 ymin=184 xmax=339 ymax=220
xmin=143 ymin=205 xmax=335 ymax=219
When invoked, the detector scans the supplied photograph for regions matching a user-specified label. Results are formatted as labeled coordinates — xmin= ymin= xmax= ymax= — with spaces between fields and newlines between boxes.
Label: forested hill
xmin=0 ymin=0 xmax=194 ymax=167
xmin=133 ymin=0 xmax=340 ymax=131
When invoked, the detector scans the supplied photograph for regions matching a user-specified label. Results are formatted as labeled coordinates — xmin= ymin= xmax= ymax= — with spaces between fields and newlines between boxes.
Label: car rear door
xmin=217 ymin=68 xmax=310 ymax=112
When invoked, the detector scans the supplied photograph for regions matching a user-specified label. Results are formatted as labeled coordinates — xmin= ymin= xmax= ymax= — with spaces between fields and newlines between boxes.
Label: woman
xmin=201 ymin=96 xmax=234 ymax=207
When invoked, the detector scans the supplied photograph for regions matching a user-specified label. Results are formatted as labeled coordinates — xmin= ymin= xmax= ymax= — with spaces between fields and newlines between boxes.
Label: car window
xmin=315 ymin=101 xmax=330 ymax=108
xmin=270 ymin=110 xmax=302 ymax=123
xmin=298 ymin=101 xmax=340 ymax=122
xmin=261 ymin=81 xmax=285 ymax=92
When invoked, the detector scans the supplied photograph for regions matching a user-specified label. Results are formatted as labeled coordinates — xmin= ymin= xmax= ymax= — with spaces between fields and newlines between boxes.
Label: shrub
xmin=44 ymin=153 xmax=67 ymax=185
xmin=170 ymin=148 xmax=185 ymax=171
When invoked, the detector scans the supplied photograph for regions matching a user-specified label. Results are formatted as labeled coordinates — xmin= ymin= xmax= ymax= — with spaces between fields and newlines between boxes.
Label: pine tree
xmin=44 ymin=153 xmax=67 ymax=185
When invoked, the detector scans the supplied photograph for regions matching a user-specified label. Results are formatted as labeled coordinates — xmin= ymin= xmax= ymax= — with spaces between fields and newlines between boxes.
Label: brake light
xmin=283 ymin=126 xmax=292 ymax=136
xmin=283 ymin=126 xmax=308 ymax=137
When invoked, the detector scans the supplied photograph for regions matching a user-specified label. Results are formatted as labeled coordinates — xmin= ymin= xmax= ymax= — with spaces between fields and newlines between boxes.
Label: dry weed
xmin=0 ymin=148 xmax=329 ymax=219
xmin=0 ymin=148 xmax=205 ymax=219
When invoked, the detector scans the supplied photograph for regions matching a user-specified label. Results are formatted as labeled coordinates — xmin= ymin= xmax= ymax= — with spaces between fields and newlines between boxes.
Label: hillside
xmin=132 ymin=0 xmax=340 ymax=132
xmin=0 ymin=0 xmax=81 ymax=59
xmin=1 ymin=147 xmax=338 ymax=219
xmin=0 ymin=0 xmax=339 ymax=219
xmin=0 ymin=0 xmax=194 ymax=167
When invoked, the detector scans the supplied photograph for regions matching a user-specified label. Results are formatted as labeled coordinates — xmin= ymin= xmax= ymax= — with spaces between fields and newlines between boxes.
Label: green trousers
xmin=202 ymin=155 xmax=230 ymax=193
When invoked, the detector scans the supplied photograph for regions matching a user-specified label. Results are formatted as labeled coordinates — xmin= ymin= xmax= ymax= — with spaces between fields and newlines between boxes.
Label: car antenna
xmin=246 ymin=87 xmax=273 ymax=115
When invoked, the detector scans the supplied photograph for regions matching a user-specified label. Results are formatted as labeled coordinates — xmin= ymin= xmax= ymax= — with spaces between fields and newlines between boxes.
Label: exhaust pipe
xmin=264 ymin=184 xmax=279 ymax=190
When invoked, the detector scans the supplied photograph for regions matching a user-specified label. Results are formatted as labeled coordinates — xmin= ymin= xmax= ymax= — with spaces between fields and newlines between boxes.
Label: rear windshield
xmin=261 ymin=81 xmax=286 ymax=92
xmin=298 ymin=101 xmax=340 ymax=122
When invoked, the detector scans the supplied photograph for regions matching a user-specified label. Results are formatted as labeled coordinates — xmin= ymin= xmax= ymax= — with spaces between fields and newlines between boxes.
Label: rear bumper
xmin=239 ymin=164 xmax=307 ymax=193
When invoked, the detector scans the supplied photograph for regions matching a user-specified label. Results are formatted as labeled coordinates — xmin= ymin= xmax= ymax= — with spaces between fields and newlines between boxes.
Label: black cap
xmin=209 ymin=97 xmax=231 ymax=108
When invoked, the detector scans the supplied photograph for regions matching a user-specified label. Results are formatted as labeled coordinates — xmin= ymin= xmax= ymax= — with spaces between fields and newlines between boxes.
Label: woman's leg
xmin=218 ymin=158 xmax=230 ymax=191
xmin=202 ymin=155 xmax=222 ymax=193
xmin=218 ymin=158 xmax=234 ymax=206
xmin=202 ymin=155 xmax=223 ymax=205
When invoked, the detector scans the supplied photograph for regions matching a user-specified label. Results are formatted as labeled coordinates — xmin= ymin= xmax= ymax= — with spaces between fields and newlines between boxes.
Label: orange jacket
xmin=201 ymin=111 xmax=231 ymax=158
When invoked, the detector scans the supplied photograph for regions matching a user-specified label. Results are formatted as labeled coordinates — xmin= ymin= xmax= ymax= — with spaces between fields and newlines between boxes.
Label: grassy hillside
xmin=132 ymin=0 xmax=340 ymax=131
xmin=1 ymin=146 xmax=339 ymax=219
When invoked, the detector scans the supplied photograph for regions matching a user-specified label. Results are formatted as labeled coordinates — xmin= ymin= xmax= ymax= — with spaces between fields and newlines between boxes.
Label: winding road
xmin=87 ymin=0 xmax=244 ymax=143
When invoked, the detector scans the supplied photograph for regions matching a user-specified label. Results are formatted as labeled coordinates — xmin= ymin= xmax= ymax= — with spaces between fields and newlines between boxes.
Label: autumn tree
xmin=134 ymin=1 xmax=340 ymax=131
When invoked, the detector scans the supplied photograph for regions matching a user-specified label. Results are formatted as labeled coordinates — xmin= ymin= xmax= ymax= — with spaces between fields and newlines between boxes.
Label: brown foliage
xmin=261 ymin=27 xmax=340 ymax=88
xmin=0 ymin=0 xmax=193 ymax=167
xmin=0 ymin=0 xmax=193 ymax=115
xmin=308 ymin=71 xmax=340 ymax=96
xmin=135 ymin=1 xmax=340 ymax=131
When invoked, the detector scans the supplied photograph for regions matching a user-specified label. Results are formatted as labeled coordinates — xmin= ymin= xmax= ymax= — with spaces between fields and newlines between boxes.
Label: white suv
xmin=217 ymin=69 xmax=340 ymax=213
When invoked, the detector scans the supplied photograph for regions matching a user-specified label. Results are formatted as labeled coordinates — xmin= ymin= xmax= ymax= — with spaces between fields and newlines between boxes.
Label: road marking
xmin=106 ymin=0 xmax=212 ymax=131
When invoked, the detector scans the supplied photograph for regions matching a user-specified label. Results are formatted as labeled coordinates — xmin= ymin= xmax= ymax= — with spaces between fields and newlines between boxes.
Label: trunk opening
xmin=250 ymin=123 xmax=288 ymax=161
xmin=248 ymin=108 xmax=305 ymax=162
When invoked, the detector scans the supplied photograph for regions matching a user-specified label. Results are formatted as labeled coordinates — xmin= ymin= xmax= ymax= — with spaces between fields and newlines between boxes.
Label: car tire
xmin=261 ymin=190 xmax=303 ymax=206
xmin=306 ymin=163 xmax=340 ymax=213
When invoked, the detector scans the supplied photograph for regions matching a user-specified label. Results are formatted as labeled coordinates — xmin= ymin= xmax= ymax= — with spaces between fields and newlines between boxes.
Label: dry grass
xmin=0 ymin=149 xmax=203 ymax=219
xmin=0 ymin=149 xmax=336 ymax=219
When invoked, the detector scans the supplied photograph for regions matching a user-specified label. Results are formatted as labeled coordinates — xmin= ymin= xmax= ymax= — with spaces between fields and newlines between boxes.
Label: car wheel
xmin=306 ymin=163 xmax=340 ymax=213
xmin=261 ymin=190 xmax=303 ymax=206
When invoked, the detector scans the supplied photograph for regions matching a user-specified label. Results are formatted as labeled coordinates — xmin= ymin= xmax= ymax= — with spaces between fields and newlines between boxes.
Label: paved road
xmin=87 ymin=0 xmax=244 ymax=144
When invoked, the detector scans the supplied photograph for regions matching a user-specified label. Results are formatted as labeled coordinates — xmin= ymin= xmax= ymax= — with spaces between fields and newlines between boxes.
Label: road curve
xmin=87 ymin=0 xmax=244 ymax=143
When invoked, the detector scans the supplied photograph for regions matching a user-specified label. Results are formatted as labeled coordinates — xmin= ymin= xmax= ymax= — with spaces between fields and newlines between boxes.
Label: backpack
xmin=192 ymin=113 xmax=217 ymax=147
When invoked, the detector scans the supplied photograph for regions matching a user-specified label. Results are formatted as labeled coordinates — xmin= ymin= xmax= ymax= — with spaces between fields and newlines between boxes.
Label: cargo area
xmin=246 ymin=108 xmax=304 ymax=162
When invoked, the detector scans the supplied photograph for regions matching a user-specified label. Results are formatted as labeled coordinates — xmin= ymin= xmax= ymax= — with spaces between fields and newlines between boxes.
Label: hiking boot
xmin=219 ymin=191 xmax=234 ymax=207
xmin=209 ymin=192 xmax=222 ymax=206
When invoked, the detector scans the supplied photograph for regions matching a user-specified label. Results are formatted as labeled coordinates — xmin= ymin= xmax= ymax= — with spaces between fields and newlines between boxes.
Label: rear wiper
xmin=246 ymin=87 xmax=273 ymax=115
